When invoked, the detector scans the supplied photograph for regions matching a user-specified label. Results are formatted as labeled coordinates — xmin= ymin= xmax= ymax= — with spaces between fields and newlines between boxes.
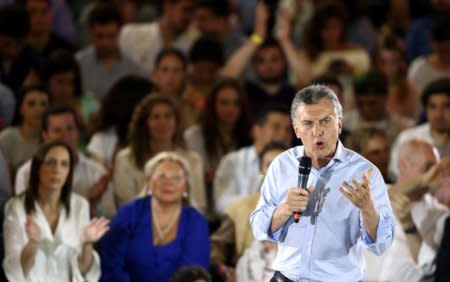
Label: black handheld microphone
xmin=293 ymin=156 xmax=312 ymax=223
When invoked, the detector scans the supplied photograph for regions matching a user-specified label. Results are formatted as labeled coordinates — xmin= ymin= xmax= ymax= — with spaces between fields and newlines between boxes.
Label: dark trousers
xmin=270 ymin=271 xmax=294 ymax=282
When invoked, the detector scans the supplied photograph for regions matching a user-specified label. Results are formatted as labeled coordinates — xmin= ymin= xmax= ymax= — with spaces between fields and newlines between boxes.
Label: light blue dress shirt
xmin=250 ymin=142 xmax=395 ymax=282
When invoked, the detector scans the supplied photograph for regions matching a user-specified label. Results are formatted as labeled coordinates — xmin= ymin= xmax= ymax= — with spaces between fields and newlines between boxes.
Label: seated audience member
xmin=374 ymin=35 xmax=420 ymax=120
xmin=101 ymin=152 xmax=210 ymax=282
xmin=0 ymin=84 xmax=49 ymax=183
xmin=214 ymin=105 xmax=292 ymax=215
xmin=183 ymin=36 xmax=225 ymax=122
xmin=170 ymin=266 xmax=212 ymax=282
xmin=390 ymin=78 xmax=450 ymax=179
xmin=184 ymin=78 xmax=251 ymax=186
xmin=211 ymin=142 xmax=287 ymax=281
xmin=76 ymin=3 xmax=142 ymax=100
xmin=151 ymin=48 xmax=188 ymax=99
xmin=235 ymin=240 xmax=277 ymax=282
xmin=87 ymin=75 xmax=152 ymax=170
xmin=407 ymin=20 xmax=450 ymax=95
xmin=221 ymin=3 xmax=297 ymax=116
xmin=3 ymin=140 xmax=109 ymax=281
xmin=113 ymin=95 xmax=206 ymax=213
xmin=344 ymin=70 xmax=414 ymax=146
xmin=40 ymin=49 xmax=99 ymax=135
xmin=119 ymin=0 xmax=197 ymax=73
xmin=0 ymin=4 xmax=41 ymax=95
xmin=346 ymin=127 xmax=392 ymax=184
xmin=0 ymin=83 xmax=16 ymax=129
xmin=297 ymin=2 xmax=371 ymax=78
xmin=192 ymin=0 xmax=246 ymax=59
xmin=24 ymin=0 xmax=74 ymax=60
xmin=365 ymin=139 xmax=449 ymax=281
xmin=15 ymin=106 xmax=111 ymax=216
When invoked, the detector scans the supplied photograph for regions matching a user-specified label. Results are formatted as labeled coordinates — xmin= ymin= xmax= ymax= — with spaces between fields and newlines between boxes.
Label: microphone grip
xmin=293 ymin=173 xmax=308 ymax=223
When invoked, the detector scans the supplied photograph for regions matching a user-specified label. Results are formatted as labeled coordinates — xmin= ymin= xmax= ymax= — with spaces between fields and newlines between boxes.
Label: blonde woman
xmin=101 ymin=152 xmax=210 ymax=282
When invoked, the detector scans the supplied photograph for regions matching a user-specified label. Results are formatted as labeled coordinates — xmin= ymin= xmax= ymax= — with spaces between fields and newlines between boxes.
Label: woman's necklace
xmin=151 ymin=204 xmax=181 ymax=245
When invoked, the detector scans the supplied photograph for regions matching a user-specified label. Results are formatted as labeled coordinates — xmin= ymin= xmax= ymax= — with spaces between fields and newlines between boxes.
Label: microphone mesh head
xmin=299 ymin=156 xmax=312 ymax=174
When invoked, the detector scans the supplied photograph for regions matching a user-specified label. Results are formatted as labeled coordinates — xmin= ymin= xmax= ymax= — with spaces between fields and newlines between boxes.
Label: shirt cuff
xmin=251 ymin=205 xmax=280 ymax=242
xmin=361 ymin=212 xmax=394 ymax=247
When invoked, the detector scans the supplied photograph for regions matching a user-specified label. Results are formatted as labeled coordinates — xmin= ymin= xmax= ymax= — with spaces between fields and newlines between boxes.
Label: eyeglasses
xmin=152 ymin=172 xmax=186 ymax=182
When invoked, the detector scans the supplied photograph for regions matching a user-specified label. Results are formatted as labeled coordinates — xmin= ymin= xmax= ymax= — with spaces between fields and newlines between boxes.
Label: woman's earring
xmin=183 ymin=192 xmax=188 ymax=199
xmin=148 ymin=186 xmax=152 ymax=196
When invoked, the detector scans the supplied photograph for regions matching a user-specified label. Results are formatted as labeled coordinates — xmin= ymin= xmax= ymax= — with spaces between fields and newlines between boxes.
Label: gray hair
xmin=140 ymin=151 xmax=191 ymax=199
xmin=290 ymin=84 xmax=343 ymax=122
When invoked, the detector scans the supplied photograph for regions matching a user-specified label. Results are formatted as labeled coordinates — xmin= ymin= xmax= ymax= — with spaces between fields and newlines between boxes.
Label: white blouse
xmin=3 ymin=194 xmax=101 ymax=282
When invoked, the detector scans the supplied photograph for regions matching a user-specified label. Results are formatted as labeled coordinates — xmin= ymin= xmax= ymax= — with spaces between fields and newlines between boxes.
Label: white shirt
xmin=213 ymin=146 xmax=261 ymax=215
xmin=389 ymin=123 xmax=450 ymax=179
xmin=184 ymin=125 xmax=213 ymax=172
xmin=87 ymin=128 xmax=118 ymax=169
xmin=364 ymin=193 xmax=449 ymax=282
xmin=407 ymin=56 xmax=450 ymax=95
xmin=119 ymin=21 xmax=198 ymax=74
xmin=3 ymin=194 xmax=101 ymax=282
xmin=14 ymin=152 xmax=116 ymax=218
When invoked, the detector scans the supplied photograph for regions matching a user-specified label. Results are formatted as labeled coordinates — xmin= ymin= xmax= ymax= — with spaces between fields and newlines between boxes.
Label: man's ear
xmin=293 ymin=122 xmax=301 ymax=139
xmin=338 ymin=119 xmax=343 ymax=135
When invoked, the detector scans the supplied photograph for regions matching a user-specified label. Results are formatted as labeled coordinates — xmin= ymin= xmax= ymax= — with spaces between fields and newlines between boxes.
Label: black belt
xmin=270 ymin=271 xmax=295 ymax=282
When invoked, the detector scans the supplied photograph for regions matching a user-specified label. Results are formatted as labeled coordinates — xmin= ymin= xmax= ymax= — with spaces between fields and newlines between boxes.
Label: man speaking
xmin=250 ymin=85 xmax=395 ymax=281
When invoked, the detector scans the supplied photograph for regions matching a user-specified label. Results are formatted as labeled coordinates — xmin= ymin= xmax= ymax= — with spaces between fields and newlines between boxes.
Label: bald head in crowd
xmin=397 ymin=139 xmax=439 ymax=182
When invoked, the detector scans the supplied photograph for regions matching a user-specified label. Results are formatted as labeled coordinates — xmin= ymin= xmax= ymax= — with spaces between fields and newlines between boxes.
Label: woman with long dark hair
xmin=3 ymin=140 xmax=109 ymax=281
xmin=113 ymin=95 xmax=206 ymax=213
xmin=0 ymin=84 xmax=49 ymax=182
xmin=184 ymin=78 xmax=252 ymax=184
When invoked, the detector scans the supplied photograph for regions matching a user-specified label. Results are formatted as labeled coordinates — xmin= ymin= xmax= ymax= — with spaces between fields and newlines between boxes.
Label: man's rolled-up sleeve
xmin=361 ymin=170 xmax=396 ymax=255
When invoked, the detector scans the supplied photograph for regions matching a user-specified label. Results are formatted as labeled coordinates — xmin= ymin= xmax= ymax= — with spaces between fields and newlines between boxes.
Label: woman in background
xmin=184 ymin=78 xmax=251 ymax=211
xmin=101 ymin=152 xmax=210 ymax=282
xmin=113 ymin=95 xmax=206 ymax=213
xmin=0 ymin=84 xmax=49 ymax=183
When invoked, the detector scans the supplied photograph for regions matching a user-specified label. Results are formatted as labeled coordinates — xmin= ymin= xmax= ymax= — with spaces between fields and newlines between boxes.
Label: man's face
xmin=0 ymin=35 xmax=21 ymax=59
xmin=401 ymin=144 xmax=438 ymax=182
xmin=193 ymin=7 xmax=223 ymax=36
xmin=363 ymin=135 xmax=389 ymax=179
xmin=42 ymin=112 xmax=79 ymax=151
xmin=253 ymin=46 xmax=286 ymax=84
xmin=91 ymin=22 xmax=120 ymax=57
xmin=165 ymin=0 xmax=194 ymax=34
xmin=26 ymin=0 xmax=52 ymax=34
xmin=191 ymin=61 xmax=221 ymax=86
xmin=293 ymin=99 xmax=342 ymax=161
xmin=426 ymin=94 xmax=450 ymax=133
xmin=356 ymin=95 xmax=387 ymax=121
xmin=254 ymin=113 xmax=292 ymax=149
xmin=376 ymin=48 xmax=402 ymax=81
